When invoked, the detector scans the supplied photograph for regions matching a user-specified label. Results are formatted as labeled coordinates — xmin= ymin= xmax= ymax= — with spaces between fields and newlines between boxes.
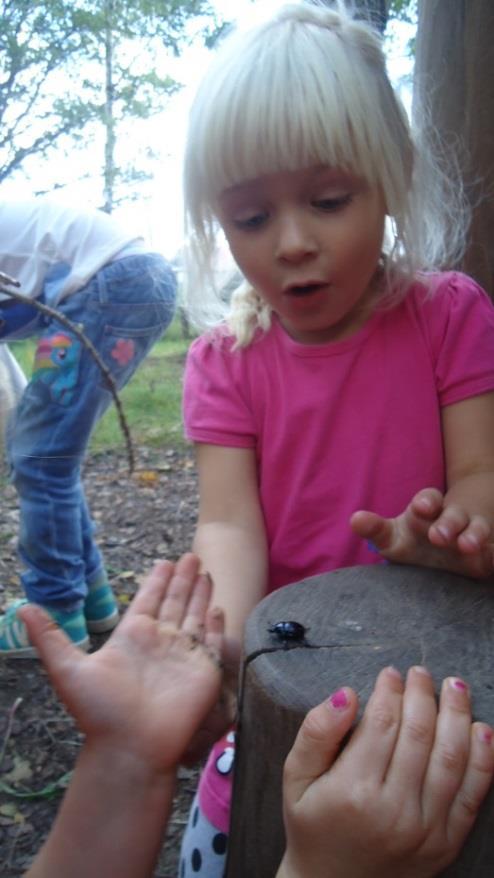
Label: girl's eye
xmin=232 ymin=211 xmax=268 ymax=231
xmin=313 ymin=194 xmax=352 ymax=212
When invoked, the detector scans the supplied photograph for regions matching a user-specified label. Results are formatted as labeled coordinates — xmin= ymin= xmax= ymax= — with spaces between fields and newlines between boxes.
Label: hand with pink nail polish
xmin=351 ymin=484 xmax=494 ymax=579
xmin=277 ymin=666 xmax=494 ymax=878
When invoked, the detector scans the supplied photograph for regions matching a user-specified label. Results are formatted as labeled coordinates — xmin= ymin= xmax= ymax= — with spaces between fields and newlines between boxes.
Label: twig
xmin=1 ymin=286 xmax=135 ymax=473
xmin=0 ymin=696 xmax=23 ymax=773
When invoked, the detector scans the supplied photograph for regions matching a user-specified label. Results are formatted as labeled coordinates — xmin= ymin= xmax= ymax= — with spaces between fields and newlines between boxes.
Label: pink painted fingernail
xmin=450 ymin=677 xmax=468 ymax=692
xmin=480 ymin=728 xmax=494 ymax=745
xmin=328 ymin=688 xmax=349 ymax=710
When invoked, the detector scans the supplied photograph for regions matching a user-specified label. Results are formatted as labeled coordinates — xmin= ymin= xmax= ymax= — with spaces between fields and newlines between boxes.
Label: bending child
xmin=20 ymin=555 xmax=494 ymax=878
xmin=0 ymin=199 xmax=176 ymax=657
xmin=179 ymin=1 xmax=494 ymax=872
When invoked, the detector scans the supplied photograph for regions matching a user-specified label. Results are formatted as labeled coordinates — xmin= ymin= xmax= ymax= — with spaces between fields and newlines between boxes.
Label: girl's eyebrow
xmin=220 ymin=178 xmax=262 ymax=199
xmin=218 ymin=185 xmax=264 ymax=213
xmin=218 ymin=167 xmax=365 ymax=209
xmin=222 ymin=166 xmax=361 ymax=192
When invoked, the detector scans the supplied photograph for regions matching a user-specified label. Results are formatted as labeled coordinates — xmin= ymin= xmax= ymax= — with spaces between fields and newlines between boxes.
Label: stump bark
xmin=226 ymin=565 xmax=494 ymax=877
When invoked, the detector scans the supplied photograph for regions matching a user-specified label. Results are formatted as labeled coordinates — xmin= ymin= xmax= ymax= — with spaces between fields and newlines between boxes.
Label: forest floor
xmin=0 ymin=445 xmax=200 ymax=877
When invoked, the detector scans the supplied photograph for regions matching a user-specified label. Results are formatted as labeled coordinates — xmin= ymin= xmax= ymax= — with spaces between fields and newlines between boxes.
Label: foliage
xmin=388 ymin=0 xmax=417 ymax=25
xmin=0 ymin=1 xmax=90 ymax=182
xmin=356 ymin=0 xmax=418 ymax=32
xmin=0 ymin=0 xmax=222 ymax=203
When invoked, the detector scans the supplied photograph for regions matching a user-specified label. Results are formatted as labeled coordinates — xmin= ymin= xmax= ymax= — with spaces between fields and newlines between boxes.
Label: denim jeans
xmin=5 ymin=253 xmax=176 ymax=609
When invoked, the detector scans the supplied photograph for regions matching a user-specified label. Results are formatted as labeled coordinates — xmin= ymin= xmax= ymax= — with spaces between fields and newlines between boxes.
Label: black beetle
xmin=268 ymin=620 xmax=307 ymax=643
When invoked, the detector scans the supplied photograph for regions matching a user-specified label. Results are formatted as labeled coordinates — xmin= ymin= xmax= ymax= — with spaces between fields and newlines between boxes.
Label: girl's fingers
xmin=204 ymin=606 xmax=225 ymax=662
xmin=181 ymin=572 xmax=213 ymax=638
xmin=383 ymin=666 xmax=437 ymax=794
xmin=350 ymin=510 xmax=393 ymax=550
xmin=336 ymin=666 xmax=404 ymax=782
xmin=456 ymin=515 xmax=491 ymax=554
xmin=410 ymin=487 xmax=444 ymax=518
xmin=127 ymin=559 xmax=175 ymax=618
xmin=428 ymin=506 xmax=470 ymax=546
xmin=283 ymin=687 xmax=358 ymax=804
xmin=447 ymin=722 xmax=494 ymax=842
xmin=422 ymin=677 xmax=473 ymax=825
xmin=17 ymin=604 xmax=85 ymax=682
xmin=158 ymin=553 xmax=202 ymax=626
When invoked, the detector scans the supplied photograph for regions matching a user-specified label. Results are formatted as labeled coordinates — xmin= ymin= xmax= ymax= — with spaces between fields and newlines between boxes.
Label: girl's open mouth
xmin=287 ymin=283 xmax=326 ymax=297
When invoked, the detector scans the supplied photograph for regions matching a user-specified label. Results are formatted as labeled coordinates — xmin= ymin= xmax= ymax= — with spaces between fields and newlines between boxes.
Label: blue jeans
xmin=5 ymin=253 xmax=176 ymax=609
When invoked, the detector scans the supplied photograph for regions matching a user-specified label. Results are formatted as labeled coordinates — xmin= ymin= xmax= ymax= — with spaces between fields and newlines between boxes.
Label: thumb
xmin=283 ymin=688 xmax=358 ymax=805
xmin=17 ymin=603 xmax=86 ymax=686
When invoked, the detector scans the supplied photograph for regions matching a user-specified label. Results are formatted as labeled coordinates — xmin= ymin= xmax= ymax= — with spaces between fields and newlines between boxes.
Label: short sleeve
xmin=421 ymin=272 xmax=494 ymax=407
xmin=183 ymin=334 xmax=256 ymax=447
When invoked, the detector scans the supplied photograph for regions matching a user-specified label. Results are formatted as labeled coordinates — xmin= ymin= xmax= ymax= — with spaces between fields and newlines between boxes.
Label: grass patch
xmin=8 ymin=317 xmax=194 ymax=452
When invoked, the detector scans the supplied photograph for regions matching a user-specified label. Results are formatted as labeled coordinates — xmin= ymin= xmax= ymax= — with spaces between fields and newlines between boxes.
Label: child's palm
xmin=20 ymin=557 xmax=224 ymax=772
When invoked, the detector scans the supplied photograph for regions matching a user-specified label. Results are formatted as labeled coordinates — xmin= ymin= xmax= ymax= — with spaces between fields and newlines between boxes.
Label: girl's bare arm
xmin=193 ymin=443 xmax=268 ymax=642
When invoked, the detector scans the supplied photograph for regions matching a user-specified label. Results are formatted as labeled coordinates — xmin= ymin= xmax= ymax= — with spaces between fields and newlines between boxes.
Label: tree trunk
xmin=226 ymin=565 xmax=494 ymax=878
xmin=414 ymin=0 xmax=494 ymax=295
xmin=103 ymin=0 xmax=116 ymax=214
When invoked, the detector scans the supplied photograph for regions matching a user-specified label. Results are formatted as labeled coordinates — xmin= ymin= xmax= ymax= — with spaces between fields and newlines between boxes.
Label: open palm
xmin=20 ymin=555 xmax=224 ymax=772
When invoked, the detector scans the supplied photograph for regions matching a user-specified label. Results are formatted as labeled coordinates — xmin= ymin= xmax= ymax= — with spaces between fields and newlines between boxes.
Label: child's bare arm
xmin=193 ymin=443 xmax=268 ymax=642
xmin=351 ymin=393 xmax=494 ymax=578
xmin=277 ymin=667 xmax=494 ymax=878
xmin=23 ymin=555 xmax=224 ymax=878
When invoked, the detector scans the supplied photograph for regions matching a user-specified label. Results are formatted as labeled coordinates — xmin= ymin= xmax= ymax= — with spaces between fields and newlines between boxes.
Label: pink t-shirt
xmin=184 ymin=272 xmax=494 ymax=593
xmin=184 ymin=271 xmax=494 ymax=832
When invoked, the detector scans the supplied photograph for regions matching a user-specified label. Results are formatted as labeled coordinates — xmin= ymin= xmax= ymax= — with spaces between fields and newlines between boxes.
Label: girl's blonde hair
xmin=183 ymin=1 xmax=468 ymax=346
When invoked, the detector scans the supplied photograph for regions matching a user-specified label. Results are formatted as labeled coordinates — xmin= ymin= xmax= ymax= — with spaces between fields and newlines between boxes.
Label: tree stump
xmin=226 ymin=565 xmax=494 ymax=877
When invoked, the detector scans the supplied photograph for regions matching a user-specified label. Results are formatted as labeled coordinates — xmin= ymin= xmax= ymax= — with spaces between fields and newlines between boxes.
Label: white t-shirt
xmin=0 ymin=199 xmax=145 ymax=302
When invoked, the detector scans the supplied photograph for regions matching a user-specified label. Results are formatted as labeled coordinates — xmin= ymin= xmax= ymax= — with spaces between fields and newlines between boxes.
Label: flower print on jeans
xmin=110 ymin=337 xmax=136 ymax=367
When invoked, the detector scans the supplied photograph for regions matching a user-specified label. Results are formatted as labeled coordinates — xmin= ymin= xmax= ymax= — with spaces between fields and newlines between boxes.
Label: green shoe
xmin=84 ymin=579 xmax=119 ymax=633
xmin=0 ymin=599 xmax=89 ymax=659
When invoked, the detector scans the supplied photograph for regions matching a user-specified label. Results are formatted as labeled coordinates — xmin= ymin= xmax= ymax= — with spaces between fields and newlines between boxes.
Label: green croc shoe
xmin=84 ymin=579 xmax=119 ymax=634
xmin=0 ymin=599 xmax=89 ymax=659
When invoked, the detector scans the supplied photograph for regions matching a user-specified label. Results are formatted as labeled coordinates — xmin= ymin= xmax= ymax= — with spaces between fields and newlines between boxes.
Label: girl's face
xmin=217 ymin=165 xmax=386 ymax=344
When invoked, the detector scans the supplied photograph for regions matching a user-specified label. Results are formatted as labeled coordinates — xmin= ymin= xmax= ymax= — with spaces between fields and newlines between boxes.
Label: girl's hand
xmin=351 ymin=487 xmax=494 ymax=578
xmin=19 ymin=553 xmax=225 ymax=774
xmin=278 ymin=666 xmax=494 ymax=878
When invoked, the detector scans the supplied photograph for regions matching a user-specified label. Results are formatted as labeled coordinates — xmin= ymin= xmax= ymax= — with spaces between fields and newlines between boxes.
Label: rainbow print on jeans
xmin=32 ymin=332 xmax=81 ymax=405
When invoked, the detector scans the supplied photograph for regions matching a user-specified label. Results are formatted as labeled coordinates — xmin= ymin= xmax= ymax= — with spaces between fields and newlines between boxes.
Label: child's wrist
xmin=82 ymin=737 xmax=177 ymax=788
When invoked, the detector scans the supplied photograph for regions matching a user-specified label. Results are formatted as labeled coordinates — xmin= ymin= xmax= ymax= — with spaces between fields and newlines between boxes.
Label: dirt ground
xmin=0 ymin=445 xmax=200 ymax=877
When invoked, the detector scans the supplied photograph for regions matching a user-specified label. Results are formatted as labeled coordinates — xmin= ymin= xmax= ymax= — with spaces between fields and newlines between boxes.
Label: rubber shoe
xmin=84 ymin=580 xmax=119 ymax=633
xmin=0 ymin=599 xmax=89 ymax=659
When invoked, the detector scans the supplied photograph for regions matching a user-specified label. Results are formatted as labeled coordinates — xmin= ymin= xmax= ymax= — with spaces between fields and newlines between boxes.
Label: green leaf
xmin=0 ymin=771 xmax=73 ymax=800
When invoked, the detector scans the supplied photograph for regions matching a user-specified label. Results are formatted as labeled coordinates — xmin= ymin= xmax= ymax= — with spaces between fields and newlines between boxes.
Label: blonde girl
xmin=179 ymin=2 xmax=494 ymax=874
